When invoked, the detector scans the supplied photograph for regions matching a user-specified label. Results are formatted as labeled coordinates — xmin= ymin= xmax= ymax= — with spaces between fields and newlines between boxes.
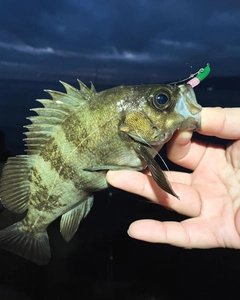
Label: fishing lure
xmin=187 ymin=63 xmax=211 ymax=88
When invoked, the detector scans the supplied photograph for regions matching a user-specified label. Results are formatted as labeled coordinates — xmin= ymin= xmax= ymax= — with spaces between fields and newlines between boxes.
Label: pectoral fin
xmin=83 ymin=165 xmax=142 ymax=172
xmin=139 ymin=145 xmax=179 ymax=199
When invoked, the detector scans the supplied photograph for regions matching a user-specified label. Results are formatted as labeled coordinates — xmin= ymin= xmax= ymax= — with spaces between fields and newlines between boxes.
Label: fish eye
xmin=152 ymin=90 xmax=171 ymax=110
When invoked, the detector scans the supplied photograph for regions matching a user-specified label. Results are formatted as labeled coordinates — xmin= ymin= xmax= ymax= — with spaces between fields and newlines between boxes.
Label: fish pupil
xmin=156 ymin=93 xmax=168 ymax=105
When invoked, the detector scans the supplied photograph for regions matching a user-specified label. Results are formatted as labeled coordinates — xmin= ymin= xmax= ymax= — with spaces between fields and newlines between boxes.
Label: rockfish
xmin=0 ymin=81 xmax=201 ymax=264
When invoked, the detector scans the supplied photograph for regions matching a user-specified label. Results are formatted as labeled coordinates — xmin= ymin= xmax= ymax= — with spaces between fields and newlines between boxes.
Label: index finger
xmin=199 ymin=107 xmax=240 ymax=139
xmin=167 ymin=107 xmax=240 ymax=169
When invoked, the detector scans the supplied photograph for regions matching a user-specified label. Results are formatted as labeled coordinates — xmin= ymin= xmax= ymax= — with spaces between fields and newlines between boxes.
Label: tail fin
xmin=0 ymin=222 xmax=50 ymax=265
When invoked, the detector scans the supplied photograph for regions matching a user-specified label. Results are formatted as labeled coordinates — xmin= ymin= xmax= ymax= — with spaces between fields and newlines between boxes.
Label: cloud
xmin=0 ymin=41 xmax=55 ymax=55
xmin=0 ymin=0 xmax=240 ymax=82
xmin=0 ymin=41 xmax=155 ymax=63
xmin=209 ymin=10 xmax=240 ymax=27
xmin=159 ymin=39 xmax=201 ymax=50
xmin=0 ymin=61 xmax=32 ymax=68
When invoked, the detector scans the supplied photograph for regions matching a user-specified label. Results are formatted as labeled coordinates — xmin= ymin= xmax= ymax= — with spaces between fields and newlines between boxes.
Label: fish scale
xmin=0 ymin=80 xmax=202 ymax=264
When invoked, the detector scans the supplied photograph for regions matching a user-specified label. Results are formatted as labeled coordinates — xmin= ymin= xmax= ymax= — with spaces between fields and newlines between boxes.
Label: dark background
xmin=0 ymin=79 xmax=240 ymax=300
xmin=1 ymin=0 xmax=240 ymax=299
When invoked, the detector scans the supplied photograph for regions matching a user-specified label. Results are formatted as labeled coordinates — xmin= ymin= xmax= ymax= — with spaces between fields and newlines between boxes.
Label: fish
xmin=0 ymin=80 xmax=201 ymax=264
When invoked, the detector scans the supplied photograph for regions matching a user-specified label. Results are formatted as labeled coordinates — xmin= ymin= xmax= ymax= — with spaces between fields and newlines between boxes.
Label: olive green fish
xmin=0 ymin=80 xmax=201 ymax=264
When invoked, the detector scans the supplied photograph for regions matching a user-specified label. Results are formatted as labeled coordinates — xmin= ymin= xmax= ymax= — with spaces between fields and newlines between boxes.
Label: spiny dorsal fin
xmin=0 ymin=155 xmax=34 ymax=213
xmin=77 ymin=79 xmax=96 ymax=100
xmin=24 ymin=80 xmax=96 ymax=155
xmin=90 ymin=81 xmax=97 ymax=94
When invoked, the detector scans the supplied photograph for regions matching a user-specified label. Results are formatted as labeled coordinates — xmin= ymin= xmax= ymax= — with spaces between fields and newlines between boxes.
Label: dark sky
xmin=0 ymin=0 xmax=240 ymax=84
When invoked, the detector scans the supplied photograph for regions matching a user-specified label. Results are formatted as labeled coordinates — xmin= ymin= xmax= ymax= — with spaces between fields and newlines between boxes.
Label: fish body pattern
xmin=0 ymin=81 xmax=201 ymax=264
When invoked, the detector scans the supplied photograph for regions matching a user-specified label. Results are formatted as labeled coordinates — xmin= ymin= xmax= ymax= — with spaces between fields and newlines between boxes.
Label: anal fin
xmin=60 ymin=196 xmax=94 ymax=242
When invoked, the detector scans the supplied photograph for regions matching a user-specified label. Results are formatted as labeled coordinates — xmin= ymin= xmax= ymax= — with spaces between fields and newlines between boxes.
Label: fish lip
xmin=179 ymin=115 xmax=201 ymax=131
xmin=178 ymin=84 xmax=202 ymax=115
xmin=176 ymin=83 xmax=202 ymax=132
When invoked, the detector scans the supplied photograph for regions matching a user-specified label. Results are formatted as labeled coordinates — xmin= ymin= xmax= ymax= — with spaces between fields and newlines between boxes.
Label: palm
xmin=165 ymin=138 xmax=240 ymax=248
xmin=107 ymin=108 xmax=240 ymax=249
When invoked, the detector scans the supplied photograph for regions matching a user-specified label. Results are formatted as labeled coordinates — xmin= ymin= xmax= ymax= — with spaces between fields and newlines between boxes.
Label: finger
xmin=107 ymin=170 xmax=167 ymax=201
xmin=107 ymin=170 xmax=201 ymax=217
xmin=167 ymin=130 xmax=207 ymax=170
xmin=199 ymin=107 xmax=240 ymax=139
xmin=128 ymin=218 xmax=220 ymax=248
xmin=167 ymin=107 xmax=240 ymax=169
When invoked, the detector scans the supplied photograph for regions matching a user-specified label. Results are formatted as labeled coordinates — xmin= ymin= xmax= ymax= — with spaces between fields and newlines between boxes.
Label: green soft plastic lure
xmin=187 ymin=63 xmax=211 ymax=87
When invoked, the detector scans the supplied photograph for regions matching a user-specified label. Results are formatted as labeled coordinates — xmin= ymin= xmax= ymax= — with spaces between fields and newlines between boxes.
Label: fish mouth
xmin=149 ymin=111 xmax=201 ymax=147
xmin=176 ymin=84 xmax=202 ymax=131
xmin=178 ymin=115 xmax=201 ymax=131
xmin=178 ymin=84 xmax=202 ymax=115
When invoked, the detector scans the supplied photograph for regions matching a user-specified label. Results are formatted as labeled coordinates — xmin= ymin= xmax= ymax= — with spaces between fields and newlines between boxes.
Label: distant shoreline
xmin=0 ymin=76 xmax=240 ymax=91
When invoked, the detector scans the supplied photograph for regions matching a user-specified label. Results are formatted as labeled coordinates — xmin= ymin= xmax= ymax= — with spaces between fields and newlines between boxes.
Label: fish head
xmin=120 ymin=83 xmax=201 ymax=147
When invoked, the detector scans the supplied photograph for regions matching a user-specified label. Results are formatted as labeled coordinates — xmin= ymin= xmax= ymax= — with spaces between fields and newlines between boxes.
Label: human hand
xmin=107 ymin=107 xmax=240 ymax=248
